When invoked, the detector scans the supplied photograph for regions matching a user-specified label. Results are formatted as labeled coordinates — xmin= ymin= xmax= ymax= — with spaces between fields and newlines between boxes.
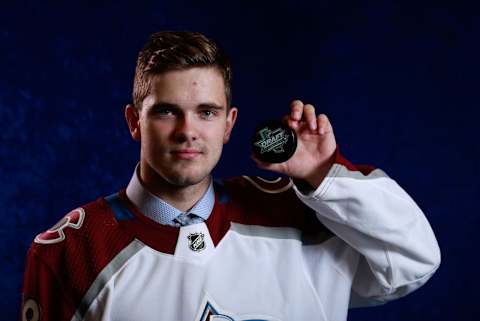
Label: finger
xmin=288 ymin=118 xmax=299 ymax=130
xmin=290 ymin=100 xmax=304 ymax=121
xmin=282 ymin=114 xmax=299 ymax=130
xmin=317 ymin=113 xmax=332 ymax=135
xmin=303 ymin=104 xmax=317 ymax=130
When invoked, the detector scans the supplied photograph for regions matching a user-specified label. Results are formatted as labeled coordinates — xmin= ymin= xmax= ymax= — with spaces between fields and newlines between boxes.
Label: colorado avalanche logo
xmin=188 ymin=232 xmax=206 ymax=252
xmin=195 ymin=296 xmax=276 ymax=321
xmin=34 ymin=208 xmax=85 ymax=244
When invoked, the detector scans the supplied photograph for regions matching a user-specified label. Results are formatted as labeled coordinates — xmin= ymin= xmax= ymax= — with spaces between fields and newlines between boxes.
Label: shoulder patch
xmin=22 ymin=298 xmax=40 ymax=321
xmin=241 ymin=176 xmax=293 ymax=194
xmin=34 ymin=207 xmax=85 ymax=245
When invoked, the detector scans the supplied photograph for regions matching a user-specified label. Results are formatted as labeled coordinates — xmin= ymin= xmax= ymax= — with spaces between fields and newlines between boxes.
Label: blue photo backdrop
xmin=1 ymin=0 xmax=478 ymax=320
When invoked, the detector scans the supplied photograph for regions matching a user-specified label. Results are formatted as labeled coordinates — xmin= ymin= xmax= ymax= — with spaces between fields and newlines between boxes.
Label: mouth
xmin=170 ymin=149 xmax=203 ymax=160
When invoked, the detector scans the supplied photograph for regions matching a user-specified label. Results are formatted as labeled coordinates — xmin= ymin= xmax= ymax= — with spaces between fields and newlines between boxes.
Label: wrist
xmin=304 ymin=153 xmax=336 ymax=189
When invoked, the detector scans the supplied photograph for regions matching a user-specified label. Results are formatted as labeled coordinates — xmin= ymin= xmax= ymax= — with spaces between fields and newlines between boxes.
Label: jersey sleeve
xmin=21 ymin=247 xmax=76 ymax=321
xmin=293 ymin=146 xmax=441 ymax=307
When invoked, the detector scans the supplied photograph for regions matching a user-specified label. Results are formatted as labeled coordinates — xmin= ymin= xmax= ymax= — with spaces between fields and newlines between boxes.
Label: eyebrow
xmin=149 ymin=102 xmax=226 ymax=111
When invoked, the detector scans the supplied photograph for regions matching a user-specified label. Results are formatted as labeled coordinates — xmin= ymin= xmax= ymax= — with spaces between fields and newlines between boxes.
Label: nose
xmin=173 ymin=113 xmax=198 ymax=143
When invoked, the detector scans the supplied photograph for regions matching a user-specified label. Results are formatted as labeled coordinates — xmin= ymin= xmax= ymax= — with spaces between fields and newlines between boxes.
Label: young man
xmin=21 ymin=31 xmax=440 ymax=321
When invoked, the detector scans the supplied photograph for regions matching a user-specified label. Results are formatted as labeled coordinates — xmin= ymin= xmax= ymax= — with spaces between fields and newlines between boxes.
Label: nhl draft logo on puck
xmin=188 ymin=232 xmax=206 ymax=252
xmin=252 ymin=120 xmax=297 ymax=163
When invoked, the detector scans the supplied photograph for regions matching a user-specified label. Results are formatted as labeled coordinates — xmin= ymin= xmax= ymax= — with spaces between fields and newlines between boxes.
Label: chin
xmin=165 ymin=171 xmax=210 ymax=187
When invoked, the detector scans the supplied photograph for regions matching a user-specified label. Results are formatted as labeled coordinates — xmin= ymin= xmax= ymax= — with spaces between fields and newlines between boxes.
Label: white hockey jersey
xmin=21 ymin=147 xmax=440 ymax=321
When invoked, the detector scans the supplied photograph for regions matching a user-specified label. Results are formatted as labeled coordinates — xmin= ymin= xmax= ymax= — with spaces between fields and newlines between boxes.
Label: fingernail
xmin=319 ymin=127 xmax=325 ymax=135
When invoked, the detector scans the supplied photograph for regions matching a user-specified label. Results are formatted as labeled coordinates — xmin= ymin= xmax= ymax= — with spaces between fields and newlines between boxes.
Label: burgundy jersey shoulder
xmin=30 ymin=195 xmax=133 ymax=263
xmin=215 ymin=175 xmax=331 ymax=236
xmin=23 ymin=194 xmax=135 ymax=320
xmin=332 ymin=144 xmax=378 ymax=175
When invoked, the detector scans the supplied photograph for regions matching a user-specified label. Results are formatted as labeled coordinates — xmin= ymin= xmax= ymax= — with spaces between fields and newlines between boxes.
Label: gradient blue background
xmin=2 ymin=0 xmax=478 ymax=320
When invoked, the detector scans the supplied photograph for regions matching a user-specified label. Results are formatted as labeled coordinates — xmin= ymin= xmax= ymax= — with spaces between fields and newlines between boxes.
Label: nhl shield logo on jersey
xmin=188 ymin=232 xmax=206 ymax=252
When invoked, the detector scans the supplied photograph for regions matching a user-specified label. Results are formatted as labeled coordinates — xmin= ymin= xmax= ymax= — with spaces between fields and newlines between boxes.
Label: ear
xmin=223 ymin=107 xmax=238 ymax=144
xmin=125 ymin=104 xmax=141 ymax=141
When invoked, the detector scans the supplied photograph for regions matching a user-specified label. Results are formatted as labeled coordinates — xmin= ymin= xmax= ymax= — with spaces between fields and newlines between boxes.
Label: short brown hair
xmin=133 ymin=31 xmax=232 ymax=110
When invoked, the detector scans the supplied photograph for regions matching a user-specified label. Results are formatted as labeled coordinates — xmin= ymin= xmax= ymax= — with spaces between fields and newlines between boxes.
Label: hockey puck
xmin=252 ymin=120 xmax=297 ymax=163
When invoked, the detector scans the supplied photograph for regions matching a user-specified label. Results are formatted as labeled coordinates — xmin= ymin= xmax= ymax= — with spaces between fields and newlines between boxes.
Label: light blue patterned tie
xmin=173 ymin=212 xmax=203 ymax=226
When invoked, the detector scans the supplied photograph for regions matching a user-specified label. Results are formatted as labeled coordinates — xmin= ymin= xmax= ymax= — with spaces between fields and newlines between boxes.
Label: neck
xmin=138 ymin=163 xmax=211 ymax=212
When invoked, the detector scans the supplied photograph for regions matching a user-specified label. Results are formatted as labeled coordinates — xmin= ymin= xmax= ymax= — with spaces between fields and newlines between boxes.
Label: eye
xmin=159 ymin=108 xmax=172 ymax=115
xmin=154 ymin=108 xmax=174 ymax=116
xmin=200 ymin=109 xmax=217 ymax=119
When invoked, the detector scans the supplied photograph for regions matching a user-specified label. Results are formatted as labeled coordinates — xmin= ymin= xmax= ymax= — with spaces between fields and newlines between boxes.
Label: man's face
xmin=128 ymin=67 xmax=237 ymax=187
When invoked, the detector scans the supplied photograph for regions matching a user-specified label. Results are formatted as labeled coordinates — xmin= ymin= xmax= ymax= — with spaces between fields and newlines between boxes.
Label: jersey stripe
xmin=70 ymin=239 xmax=145 ymax=321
